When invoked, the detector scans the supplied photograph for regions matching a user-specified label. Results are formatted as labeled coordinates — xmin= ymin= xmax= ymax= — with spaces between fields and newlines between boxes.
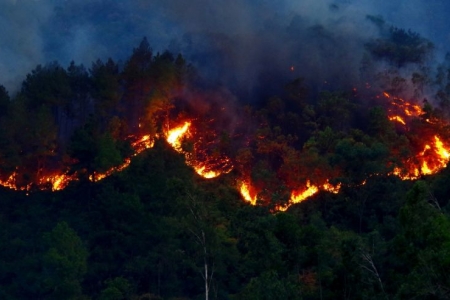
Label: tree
xmin=67 ymin=61 xmax=91 ymax=126
xmin=68 ymin=121 xmax=124 ymax=178
xmin=122 ymin=37 xmax=153 ymax=132
xmin=238 ymin=271 xmax=301 ymax=300
xmin=366 ymin=27 xmax=434 ymax=67
xmin=99 ymin=277 xmax=133 ymax=300
xmin=180 ymin=190 xmax=218 ymax=300
xmin=90 ymin=58 xmax=122 ymax=130
xmin=21 ymin=62 xmax=71 ymax=123
xmin=316 ymin=91 xmax=355 ymax=132
xmin=41 ymin=222 xmax=88 ymax=299
xmin=393 ymin=181 xmax=450 ymax=298
xmin=0 ymin=85 xmax=10 ymax=117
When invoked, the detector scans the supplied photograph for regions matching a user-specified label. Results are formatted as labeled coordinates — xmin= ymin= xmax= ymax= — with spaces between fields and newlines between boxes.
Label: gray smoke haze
xmin=1 ymin=0 xmax=450 ymax=96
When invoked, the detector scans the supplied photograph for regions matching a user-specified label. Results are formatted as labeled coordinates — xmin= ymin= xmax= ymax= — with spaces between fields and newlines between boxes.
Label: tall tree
xmin=41 ymin=222 xmax=88 ymax=299
xmin=122 ymin=37 xmax=153 ymax=133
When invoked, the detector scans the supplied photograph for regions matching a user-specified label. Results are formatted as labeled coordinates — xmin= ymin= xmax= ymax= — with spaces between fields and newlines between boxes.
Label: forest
xmin=2 ymin=18 xmax=450 ymax=299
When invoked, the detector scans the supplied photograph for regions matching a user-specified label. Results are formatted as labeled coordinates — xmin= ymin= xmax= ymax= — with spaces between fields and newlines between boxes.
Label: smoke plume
xmin=1 ymin=0 xmax=449 ymax=96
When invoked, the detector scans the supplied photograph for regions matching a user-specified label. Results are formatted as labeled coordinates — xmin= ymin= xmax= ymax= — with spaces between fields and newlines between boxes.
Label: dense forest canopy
xmin=2 ymin=3 xmax=450 ymax=300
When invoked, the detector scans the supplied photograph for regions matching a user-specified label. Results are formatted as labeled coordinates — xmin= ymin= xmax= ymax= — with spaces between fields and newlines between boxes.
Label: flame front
xmin=274 ymin=180 xmax=341 ymax=212
xmin=39 ymin=173 xmax=77 ymax=191
xmin=388 ymin=115 xmax=406 ymax=125
xmin=90 ymin=134 xmax=155 ymax=182
xmin=193 ymin=166 xmax=220 ymax=179
xmin=2 ymin=88 xmax=450 ymax=214
xmin=165 ymin=120 xmax=233 ymax=179
xmin=239 ymin=181 xmax=257 ymax=205
xmin=0 ymin=134 xmax=156 ymax=192
xmin=167 ymin=122 xmax=191 ymax=152
xmin=290 ymin=181 xmax=319 ymax=204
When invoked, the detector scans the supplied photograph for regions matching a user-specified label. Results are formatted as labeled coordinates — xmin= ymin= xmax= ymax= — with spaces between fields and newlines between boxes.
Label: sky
xmin=1 ymin=0 xmax=450 ymax=95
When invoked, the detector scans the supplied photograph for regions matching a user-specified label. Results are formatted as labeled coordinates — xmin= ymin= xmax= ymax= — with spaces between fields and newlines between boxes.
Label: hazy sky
xmin=1 ymin=0 xmax=449 ymax=93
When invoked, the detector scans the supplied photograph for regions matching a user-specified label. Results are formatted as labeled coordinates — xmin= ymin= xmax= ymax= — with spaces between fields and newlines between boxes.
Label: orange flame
xmin=239 ymin=181 xmax=257 ymax=205
xmin=131 ymin=134 xmax=155 ymax=153
xmin=167 ymin=122 xmax=191 ymax=152
xmin=388 ymin=115 xmax=406 ymax=125
xmin=39 ymin=173 xmax=78 ymax=191
xmin=290 ymin=181 xmax=319 ymax=204
xmin=165 ymin=121 xmax=233 ymax=179
xmin=274 ymin=180 xmax=341 ymax=211
xmin=0 ymin=172 xmax=22 ymax=190
xmin=390 ymin=135 xmax=450 ymax=180
xmin=193 ymin=166 xmax=220 ymax=179
xmin=0 ymin=134 xmax=156 ymax=192
xmin=89 ymin=158 xmax=132 ymax=182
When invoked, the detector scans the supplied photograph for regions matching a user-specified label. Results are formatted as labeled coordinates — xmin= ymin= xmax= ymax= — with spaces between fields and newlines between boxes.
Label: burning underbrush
xmin=1 ymin=87 xmax=450 ymax=212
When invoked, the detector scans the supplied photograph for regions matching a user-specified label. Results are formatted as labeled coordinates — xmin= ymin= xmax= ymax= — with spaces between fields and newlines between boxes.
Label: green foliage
xmin=317 ymin=91 xmax=355 ymax=131
xmin=21 ymin=61 xmax=71 ymax=109
xmin=238 ymin=271 xmax=301 ymax=300
xmin=0 ymin=31 xmax=450 ymax=300
xmin=366 ymin=27 xmax=434 ymax=67
xmin=393 ymin=181 xmax=450 ymax=298
xmin=42 ymin=222 xmax=88 ymax=299
xmin=99 ymin=277 xmax=133 ymax=300
xmin=69 ymin=121 xmax=124 ymax=176
xmin=94 ymin=133 xmax=123 ymax=172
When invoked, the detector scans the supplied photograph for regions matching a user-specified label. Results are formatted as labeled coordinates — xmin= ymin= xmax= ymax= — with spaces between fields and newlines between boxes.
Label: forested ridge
xmin=2 ymin=20 xmax=450 ymax=299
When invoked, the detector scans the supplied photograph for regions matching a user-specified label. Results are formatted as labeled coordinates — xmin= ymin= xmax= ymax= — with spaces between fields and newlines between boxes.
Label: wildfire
xmin=384 ymin=92 xmax=424 ymax=126
xmin=434 ymin=136 xmax=450 ymax=159
xmin=89 ymin=158 xmax=132 ymax=182
xmin=379 ymin=91 xmax=450 ymax=181
xmin=0 ymin=133 xmax=156 ymax=192
xmin=0 ymin=172 xmax=24 ymax=191
xmin=193 ymin=166 xmax=220 ymax=179
xmin=274 ymin=180 xmax=341 ymax=212
xmin=290 ymin=181 xmax=319 ymax=204
xmin=167 ymin=122 xmax=191 ymax=152
xmin=131 ymin=134 xmax=155 ymax=153
xmin=323 ymin=181 xmax=342 ymax=194
xmin=388 ymin=115 xmax=406 ymax=125
xmin=416 ymin=136 xmax=450 ymax=175
xmin=239 ymin=181 xmax=257 ymax=205
xmin=3 ymin=85 xmax=450 ymax=216
xmin=39 ymin=173 xmax=77 ymax=191
xmin=165 ymin=120 xmax=233 ymax=179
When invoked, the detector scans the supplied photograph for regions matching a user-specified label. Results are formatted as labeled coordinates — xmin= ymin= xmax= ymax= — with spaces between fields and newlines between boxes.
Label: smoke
xmin=1 ymin=0 xmax=449 ymax=97
xmin=0 ymin=0 xmax=52 ymax=92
